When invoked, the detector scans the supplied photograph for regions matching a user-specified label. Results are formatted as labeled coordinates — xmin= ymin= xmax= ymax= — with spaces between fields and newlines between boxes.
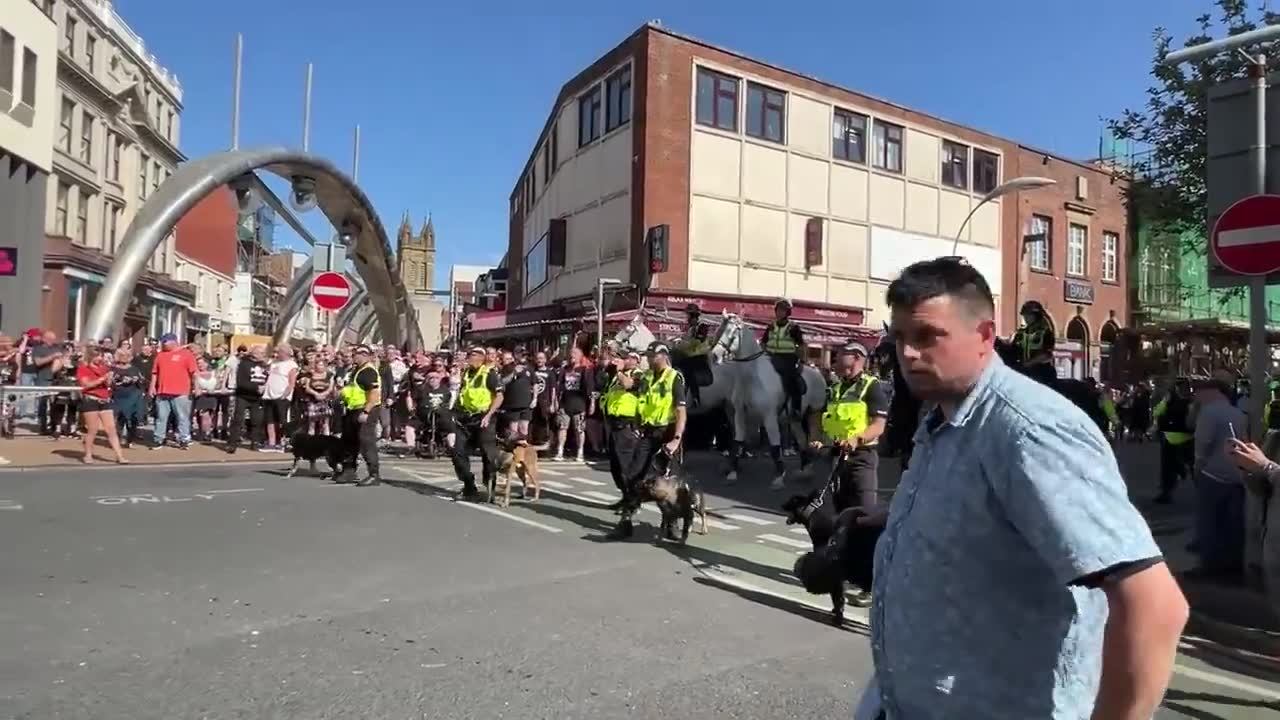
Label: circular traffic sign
xmin=311 ymin=271 xmax=352 ymax=312
xmin=1211 ymin=193 xmax=1280 ymax=276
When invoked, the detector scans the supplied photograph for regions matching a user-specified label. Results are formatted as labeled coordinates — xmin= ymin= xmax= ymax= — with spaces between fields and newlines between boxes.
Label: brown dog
xmin=491 ymin=441 xmax=540 ymax=508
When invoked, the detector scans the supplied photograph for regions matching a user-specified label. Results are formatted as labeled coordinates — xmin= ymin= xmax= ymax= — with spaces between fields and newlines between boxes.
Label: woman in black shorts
xmin=76 ymin=347 xmax=127 ymax=464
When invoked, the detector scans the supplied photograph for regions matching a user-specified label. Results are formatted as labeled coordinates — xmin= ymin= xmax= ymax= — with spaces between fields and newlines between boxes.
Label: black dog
xmin=789 ymin=493 xmax=883 ymax=625
xmin=284 ymin=431 xmax=346 ymax=479
xmin=782 ymin=489 xmax=847 ymax=625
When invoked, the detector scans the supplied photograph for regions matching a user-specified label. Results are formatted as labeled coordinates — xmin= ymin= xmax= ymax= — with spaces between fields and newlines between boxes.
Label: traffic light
xmin=646 ymin=224 xmax=669 ymax=274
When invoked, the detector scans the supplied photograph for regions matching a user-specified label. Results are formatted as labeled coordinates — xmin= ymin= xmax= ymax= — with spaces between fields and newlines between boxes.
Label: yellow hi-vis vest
xmin=603 ymin=370 xmax=640 ymax=418
xmin=458 ymin=366 xmax=493 ymax=415
xmin=677 ymin=325 xmax=709 ymax=356
xmin=1018 ymin=323 xmax=1048 ymax=361
xmin=765 ymin=321 xmax=798 ymax=354
xmin=340 ymin=362 xmax=380 ymax=410
xmin=821 ymin=374 xmax=877 ymax=442
xmin=638 ymin=366 xmax=679 ymax=427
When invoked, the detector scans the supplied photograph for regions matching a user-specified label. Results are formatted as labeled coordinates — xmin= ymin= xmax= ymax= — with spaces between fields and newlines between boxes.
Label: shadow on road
xmin=689 ymin=575 xmax=868 ymax=637
xmin=1164 ymin=688 xmax=1278 ymax=718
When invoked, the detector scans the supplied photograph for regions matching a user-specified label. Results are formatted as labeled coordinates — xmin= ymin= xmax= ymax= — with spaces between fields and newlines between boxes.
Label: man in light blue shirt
xmin=855 ymin=258 xmax=1188 ymax=720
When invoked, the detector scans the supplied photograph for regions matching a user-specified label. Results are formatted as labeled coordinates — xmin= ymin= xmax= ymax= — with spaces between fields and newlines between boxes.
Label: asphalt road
xmin=0 ymin=452 xmax=1277 ymax=719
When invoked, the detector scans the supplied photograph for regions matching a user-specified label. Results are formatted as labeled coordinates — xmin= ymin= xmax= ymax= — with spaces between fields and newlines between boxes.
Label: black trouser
xmin=112 ymin=392 xmax=146 ymax=443
xmin=607 ymin=419 xmax=641 ymax=495
xmin=341 ymin=408 xmax=380 ymax=476
xmin=769 ymin=354 xmax=801 ymax=412
xmin=679 ymin=356 xmax=712 ymax=406
xmin=619 ymin=425 xmax=678 ymax=520
xmin=450 ymin=413 xmax=499 ymax=495
xmin=227 ymin=395 xmax=264 ymax=448
xmin=1159 ymin=436 xmax=1194 ymax=495
xmin=832 ymin=448 xmax=879 ymax=512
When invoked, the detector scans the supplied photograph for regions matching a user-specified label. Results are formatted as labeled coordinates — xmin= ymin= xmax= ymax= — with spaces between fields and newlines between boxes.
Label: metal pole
xmin=595 ymin=278 xmax=605 ymax=356
xmin=1249 ymin=53 xmax=1270 ymax=444
xmin=302 ymin=63 xmax=313 ymax=152
xmin=352 ymin=125 xmax=362 ymax=183
xmin=231 ymin=34 xmax=243 ymax=150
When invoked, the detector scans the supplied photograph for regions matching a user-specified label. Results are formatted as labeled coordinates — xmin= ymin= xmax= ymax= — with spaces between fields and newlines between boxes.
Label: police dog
xmin=284 ymin=431 xmax=346 ymax=479
xmin=643 ymin=450 xmax=708 ymax=544
xmin=491 ymin=439 xmax=540 ymax=508
xmin=782 ymin=489 xmax=846 ymax=625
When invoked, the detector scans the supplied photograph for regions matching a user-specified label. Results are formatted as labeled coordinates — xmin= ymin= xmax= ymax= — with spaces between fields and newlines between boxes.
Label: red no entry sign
xmin=1211 ymin=194 xmax=1280 ymax=276
xmin=310 ymin=271 xmax=352 ymax=312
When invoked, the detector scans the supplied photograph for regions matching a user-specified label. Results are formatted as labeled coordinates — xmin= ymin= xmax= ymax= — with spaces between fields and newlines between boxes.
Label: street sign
xmin=310 ymin=271 xmax=352 ymax=312
xmin=1210 ymin=193 xmax=1280 ymax=276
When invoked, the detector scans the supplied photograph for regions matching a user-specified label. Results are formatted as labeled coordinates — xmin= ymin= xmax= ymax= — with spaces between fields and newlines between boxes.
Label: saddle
xmin=674 ymin=353 xmax=714 ymax=388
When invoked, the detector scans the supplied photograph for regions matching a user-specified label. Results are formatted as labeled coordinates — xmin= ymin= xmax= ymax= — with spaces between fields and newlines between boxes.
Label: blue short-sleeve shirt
xmin=868 ymin=357 xmax=1162 ymax=720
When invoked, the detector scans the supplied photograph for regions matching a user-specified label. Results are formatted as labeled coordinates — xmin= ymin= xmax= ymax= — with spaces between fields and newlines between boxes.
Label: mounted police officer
xmin=812 ymin=340 xmax=889 ymax=513
xmin=602 ymin=349 xmax=643 ymax=510
xmin=762 ymin=298 xmax=806 ymax=415
xmin=1013 ymin=300 xmax=1057 ymax=385
xmin=609 ymin=341 xmax=688 ymax=540
xmin=337 ymin=344 xmax=382 ymax=486
xmin=448 ymin=346 xmax=504 ymax=500
xmin=675 ymin=303 xmax=713 ymax=407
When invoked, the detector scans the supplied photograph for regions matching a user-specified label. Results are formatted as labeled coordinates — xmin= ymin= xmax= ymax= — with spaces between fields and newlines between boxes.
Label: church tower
xmin=396 ymin=211 xmax=435 ymax=292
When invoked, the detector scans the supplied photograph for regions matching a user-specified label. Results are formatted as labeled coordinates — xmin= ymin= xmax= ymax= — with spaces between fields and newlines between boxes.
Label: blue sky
xmin=117 ymin=0 xmax=1200 ymax=282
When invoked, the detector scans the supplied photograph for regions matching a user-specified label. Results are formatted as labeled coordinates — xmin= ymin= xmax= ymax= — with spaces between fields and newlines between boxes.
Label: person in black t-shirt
xmin=340 ymin=345 xmax=383 ymax=486
xmin=498 ymin=348 xmax=533 ymax=441
xmin=529 ymin=350 xmax=556 ymax=446
xmin=227 ymin=345 xmax=269 ymax=453
xmin=553 ymin=346 xmax=594 ymax=462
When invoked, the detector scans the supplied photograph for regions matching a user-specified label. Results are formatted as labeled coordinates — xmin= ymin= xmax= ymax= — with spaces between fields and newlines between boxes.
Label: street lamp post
xmin=595 ymin=277 xmax=622 ymax=356
xmin=950 ymin=176 xmax=1057 ymax=256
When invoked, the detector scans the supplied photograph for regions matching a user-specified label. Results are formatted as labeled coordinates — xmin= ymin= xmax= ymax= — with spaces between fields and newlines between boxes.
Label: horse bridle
xmin=713 ymin=316 xmax=764 ymax=362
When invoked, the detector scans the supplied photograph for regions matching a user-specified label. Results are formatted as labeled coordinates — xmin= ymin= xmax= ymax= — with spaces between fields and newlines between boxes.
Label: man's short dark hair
xmin=885 ymin=257 xmax=995 ymax=319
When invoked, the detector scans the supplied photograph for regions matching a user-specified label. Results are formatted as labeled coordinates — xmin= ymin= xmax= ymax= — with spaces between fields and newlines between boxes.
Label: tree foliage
xmin=1108 ymin=0 xmax=1280 ymax=254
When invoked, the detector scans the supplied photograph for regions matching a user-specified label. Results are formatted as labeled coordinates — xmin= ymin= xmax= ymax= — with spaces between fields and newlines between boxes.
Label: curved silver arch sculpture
xmin=84 ymin=147 xmax=410 ymax=345
xmin=357 ymin=310 xmax=380 ymax=344
xmin=332 ymin=286 xmax=369 ymax=343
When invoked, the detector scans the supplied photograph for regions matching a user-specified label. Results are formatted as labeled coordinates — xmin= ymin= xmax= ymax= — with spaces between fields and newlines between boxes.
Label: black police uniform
xmin=449 ymin=366 xmax=504 ymax=498
xmin=830 ymin=372 xmax=890 ymax=512
xmin=342 ymin=363 xmax=382 ymax=485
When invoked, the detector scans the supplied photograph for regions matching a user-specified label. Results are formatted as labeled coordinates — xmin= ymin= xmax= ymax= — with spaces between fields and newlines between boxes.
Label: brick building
xmin=174 ymin=186 xmax=238 ymax=347
xmin=476 ymin=23 xmax=1128 ymax=376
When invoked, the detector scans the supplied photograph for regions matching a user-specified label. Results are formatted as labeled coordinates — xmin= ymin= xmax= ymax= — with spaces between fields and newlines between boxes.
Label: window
xmin=1028 ymin=215 xmax=1051 ymax=271
xmin=549 ymin=123 xmax=558 ymax=175
xmin=524 ymin=233 xmax=549 ymax=295
xmin=745 ymin=82 xmax=786 ymax=143
xmin=529 ymin=162 xmax=537 ymax=199
xmin=0 ymin=30 xmax=14 ymax=95
xmin=832 ymin=109 xmax=866 ymax=163
xmin=973 ymin=149 xmax=999 ymax=194
xmin=75 ymin=192 xmax=89 ymax=244
xmin=1102 ymin=231 xmax=1119 ymax=282
xmin=138 ymin=152 xmax=149 ymax=201
xmin=695 ymin=68 xmax=738 ymax=132
xmin=59 ymin=97 xmax=73 ymax=151
xmin=872 ymin=121 xmax=903 ymax=173
xmin=105 ymin=203 xmax=120 ymax=253
xmin=941 ymin=140 xmax=969 ymax=190
xmin=1067 ymin=223 xmax=1087 ymax=276
xmin=577 ymin=85 xmax=601 ymax=147
xmin=85 ymin=35 xmax=95 ymax=71
xmin=54 ymin=182 xmax=68 ymax=235
xmin=166 ymin=110 xmax=174 ymax=140
xmin=78 ymin=110 xmax=92 ymax=164
xmin=151 ymin=160 xmax=160 ymax=194
xmin=20 ymin=48 xmax=35 ymax=107
xmin=109 ymin=133 xmax=122 ymax=180
xmin=63 ymin=17 xmax=76 ymax=55
xmin=605 ymin=65 xmax=631 ymax=132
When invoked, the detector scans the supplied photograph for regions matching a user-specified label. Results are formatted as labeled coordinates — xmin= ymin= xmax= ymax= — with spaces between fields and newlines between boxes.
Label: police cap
xmin=647 ymin=341 xmax=670 ymax=355
xmin=838 ymin=340 xmax=869 ymax=356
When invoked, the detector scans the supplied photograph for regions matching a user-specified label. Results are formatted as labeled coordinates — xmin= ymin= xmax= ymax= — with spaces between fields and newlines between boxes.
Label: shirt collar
xmin=929 ymin=354 xmax=1003 ymax=431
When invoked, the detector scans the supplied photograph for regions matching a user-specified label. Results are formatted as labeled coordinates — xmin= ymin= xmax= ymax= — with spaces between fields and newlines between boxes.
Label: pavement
xmin=1 ymin=452 xmax=1279 ymax=718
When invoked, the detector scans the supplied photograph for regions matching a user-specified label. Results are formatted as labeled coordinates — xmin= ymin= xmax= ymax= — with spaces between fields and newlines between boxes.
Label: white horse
xmin=709 ymin=313 xmax=828 ymax=488
xmin=610 ymin=314 xmax=733 ymax=417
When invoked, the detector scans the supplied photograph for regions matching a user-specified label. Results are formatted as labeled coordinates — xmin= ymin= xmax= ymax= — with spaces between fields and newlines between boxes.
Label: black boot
xmin=356 ymin=473 xmax=381 ymax=487
xmin=459 ymin=477 xmax=481 ymax=501
xmin=608 ymin=517 xmax=635 ymax=540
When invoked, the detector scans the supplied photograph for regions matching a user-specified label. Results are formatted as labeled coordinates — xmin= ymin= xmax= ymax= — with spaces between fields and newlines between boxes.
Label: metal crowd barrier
xmin=0 ymin=385 xmax=83 ymax=419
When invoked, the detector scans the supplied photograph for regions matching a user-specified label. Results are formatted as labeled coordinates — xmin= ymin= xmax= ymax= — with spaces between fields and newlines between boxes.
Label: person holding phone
xmin=77 ymin=347 xmax=127 ymax=464
xmin=1191 ymin=371 xmax=1247 ymax=580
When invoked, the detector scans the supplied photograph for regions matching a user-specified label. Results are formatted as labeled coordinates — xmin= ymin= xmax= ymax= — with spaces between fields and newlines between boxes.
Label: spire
xmin=420 ymin=213 xmax=435 ymax=250
xmin=397 ymin=211 xmax=412 ymax=245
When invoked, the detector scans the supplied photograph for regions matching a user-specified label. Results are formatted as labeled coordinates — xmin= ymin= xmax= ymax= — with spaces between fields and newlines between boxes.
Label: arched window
xmin=1099 ymin=320 xmax=1120 ymax=382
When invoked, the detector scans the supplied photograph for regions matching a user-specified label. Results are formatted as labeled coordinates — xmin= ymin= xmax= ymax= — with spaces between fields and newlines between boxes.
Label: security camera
xmin=338 ymin=219 xmax=360 ymax=246
xmin=229 ymin=174 xmax=262 ymax=213
xmin=289 ymin=175 xmax=319 ymax=213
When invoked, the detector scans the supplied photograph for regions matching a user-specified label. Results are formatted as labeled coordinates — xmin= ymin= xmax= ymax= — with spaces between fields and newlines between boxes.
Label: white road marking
xmin=789 ymin=526 xmax=809 ymax=536
xmin=538 ymin=468 xmax=564 ymax=477
xmin=717 ymin=512 xmax=776 ymax=526
xmin=90 ymin=488 xmax=265 ymax=505
xmin=704 ymin=518 xmax=740 ymax=531
xmin=203 ymin=488 xmax=265 ymax=495
xmin=537 ymin=479 xmax=574 ymax=490
xmin=0 ymin=499 xmax=22 ymax=510
xmin=1171 ymin=662 xmax=1280 ymax=700
xmin=757 ymin=533 xmax=812 ymax=549
xmin=569 ymin=475 xmax=607 ymax=486
xmin=583 ymin=490 xmax=620 ymax=503
xmin=442 ymin=497 xmax=562 ymax=533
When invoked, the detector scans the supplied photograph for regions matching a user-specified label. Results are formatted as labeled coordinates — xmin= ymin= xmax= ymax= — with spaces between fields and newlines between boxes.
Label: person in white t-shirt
xmin=262 ymin=345 xmax=298 ymax=451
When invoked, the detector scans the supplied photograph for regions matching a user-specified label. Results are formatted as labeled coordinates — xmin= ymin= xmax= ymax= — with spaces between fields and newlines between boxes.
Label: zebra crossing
xmin=389 ymin=463 xmax=808 ymax=551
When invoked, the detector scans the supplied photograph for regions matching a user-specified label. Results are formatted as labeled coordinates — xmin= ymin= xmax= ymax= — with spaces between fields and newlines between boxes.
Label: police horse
xmin=709 ymin=313 xmax=829 ymax=489
xmin=610 ymin=314 xmax=736 ymax=418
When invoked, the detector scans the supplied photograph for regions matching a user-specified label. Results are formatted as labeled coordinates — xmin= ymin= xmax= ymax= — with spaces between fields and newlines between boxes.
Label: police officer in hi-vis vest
xmin=602 ymin=349 xmax=644 ymax=510
xmin=812 ymin=340 xmax=889 ymax=511
xmin=609 ymin=341 xmax=689 ymax=540
xmin=1152 ymin=378 xmax=1194 ymax=504
xmin=338 ymin=344 xmax=383 ymax=486
xmin=449 ymin=346 xmax=505 ymax=500
xmin=676 ymin=303 xmax=713 ymax=407
xmin=762 ymin=298 xmax=806 ymax=415
xmin=1013 ymin=300 xmax=1056 ymax=385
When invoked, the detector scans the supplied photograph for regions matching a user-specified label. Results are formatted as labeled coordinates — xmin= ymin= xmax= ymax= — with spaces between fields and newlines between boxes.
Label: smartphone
xmin=1228 ymin=422 xmax=1238 ymax=440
